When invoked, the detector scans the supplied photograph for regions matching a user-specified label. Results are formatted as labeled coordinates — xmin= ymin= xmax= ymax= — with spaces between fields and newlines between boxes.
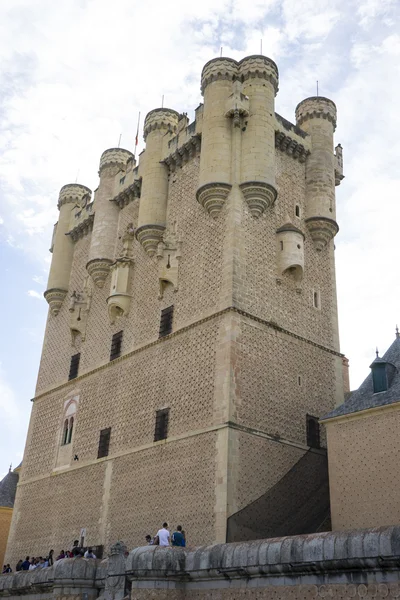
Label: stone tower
xmin=6 ymin=54 xmax=347 ymax=564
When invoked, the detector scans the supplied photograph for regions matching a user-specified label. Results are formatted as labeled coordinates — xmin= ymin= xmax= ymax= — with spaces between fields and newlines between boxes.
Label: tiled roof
xmin=0 ymin=470 xmax=19 ymax=508
xmin=322 ymin=336 xmax=400 ymax=420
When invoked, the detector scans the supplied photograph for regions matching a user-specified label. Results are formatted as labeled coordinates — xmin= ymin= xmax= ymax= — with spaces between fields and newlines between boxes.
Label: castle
xmin=5 ymin=54 xmax=349 ymax=565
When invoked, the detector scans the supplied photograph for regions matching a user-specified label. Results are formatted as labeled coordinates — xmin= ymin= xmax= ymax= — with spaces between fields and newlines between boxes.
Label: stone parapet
xmin=295 ymin=97 xmax=337 ymax=131
xmin=201 ymin=55 xmax=279 ymax=95
xmin=238 ymin=55 xmax=279 ymax=93
xmin=99 ymin=148 xmax=134 ymax=173
xmin=58 ymin=183 xmax=92 ymax=209
xmin=143 ymin=108 xmax=180 ymax=141
xmin=200 ymin=57 xmax=238 ymax=94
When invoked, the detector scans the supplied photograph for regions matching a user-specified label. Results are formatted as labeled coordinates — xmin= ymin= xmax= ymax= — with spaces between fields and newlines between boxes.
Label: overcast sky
xmin=0 ymin=0 xmax=399 ymax=480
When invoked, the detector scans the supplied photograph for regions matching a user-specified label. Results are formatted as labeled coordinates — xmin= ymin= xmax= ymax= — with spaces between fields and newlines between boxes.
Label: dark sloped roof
xmin=0 ymin=470 xmax=19 ymax=508
xmin=322 ymin=336 xmax=400 ymax=420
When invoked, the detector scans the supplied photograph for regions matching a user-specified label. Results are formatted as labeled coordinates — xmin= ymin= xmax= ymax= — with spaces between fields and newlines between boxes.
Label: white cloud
xmin=27 ymin=290 xmax=43 ymax=299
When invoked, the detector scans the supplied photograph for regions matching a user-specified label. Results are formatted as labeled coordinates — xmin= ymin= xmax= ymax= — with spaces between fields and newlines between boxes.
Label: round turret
xmin=87 ymin=148 xmax=133 ymax=287
xmin=99 ymin=148 xmax=134 ymax=173
xmin=295 ymin=96 xmax=338 ymax=250
xmin=295 ymin=97 xmax=337 ymax=131
xmin=239 ymin=55 xmax=279 ymax=217
xmin=276 ymin=223 xmax=305 ymax=281
xmin=136 ymin=108 xmax=180 ymax=256
xmin=200 ymin=57 xmax=238 ymax=95
xmin=45 ymin=183 xmax=92 ymax=316
xmin=143 ymin=108 xmax=179 ymax=141
xmin=238 ymin=55 xmax=279 ymax=94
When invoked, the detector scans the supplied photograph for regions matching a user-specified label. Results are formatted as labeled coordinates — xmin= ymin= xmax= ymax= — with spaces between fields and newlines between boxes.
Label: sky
xmin=0 ymin=0 xmax=399 ymax=480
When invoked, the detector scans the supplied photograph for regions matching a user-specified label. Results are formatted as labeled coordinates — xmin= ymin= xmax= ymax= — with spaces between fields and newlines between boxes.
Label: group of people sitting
xmin=3 ymin=523 xmax=184 ymax=574
xmin=5 ymin=542 xmax=97 ymax=573
xmin=146 ymin=523 xmax=186 ymax=547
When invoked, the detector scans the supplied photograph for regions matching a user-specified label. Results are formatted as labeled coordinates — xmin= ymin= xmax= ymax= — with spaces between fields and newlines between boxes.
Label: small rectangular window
xmin=97 ymin=427 xmax=111 ymax=458
xmin=295 ymin=205 xmax=300 ymax=217
xmin=313 ymin=290 xmax=320 ymax=309
xmin=110 ymin=331 xmax=123 ymax=361
xmin=306 ymin=414 xmax=320 ymax=449
xmin=159 ymin=306 xmax=174 ymax=338
xmin=154 ymin=409 xmax=169 ymax=442
xmin=68 ymin=353 xmax=81 ymax=380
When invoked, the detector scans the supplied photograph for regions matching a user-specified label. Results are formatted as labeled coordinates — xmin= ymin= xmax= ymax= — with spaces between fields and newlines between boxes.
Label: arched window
xmin=61 ymin=400 xmax=77 ymax=446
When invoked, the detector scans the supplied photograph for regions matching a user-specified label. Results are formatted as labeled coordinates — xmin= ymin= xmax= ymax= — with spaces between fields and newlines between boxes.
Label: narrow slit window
xmin=295 ymin=205 xmax=300 ymax=217
xmin=67 ymin=417 xmax=74 ymax=444
xmin=280 ymin=241 xmax=284 ymax=251
xmin=69 ymin=353 xmax=81 ymax=380
xmin=110 ymin=331 xmax=123 ymax=361
xmin=159 ymin=306 xmax=174 ymax=338
xmin=154 ymin=408 xmax=170 ymax=442
xmin=97 ymin=427 xmax=111 ymax=459
xmin=313 ymin=291 xmax=320 ymax=309
xmin=63 ymin=419 xmax=69 ymax=445
xmin=306 ymin=414 xmax=320 ymax=449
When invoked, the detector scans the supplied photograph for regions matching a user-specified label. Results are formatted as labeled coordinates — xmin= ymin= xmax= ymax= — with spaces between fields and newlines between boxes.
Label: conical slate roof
xmin=322 ymin=336 xmax=400 ymax=420
xmin=0 ymin=469 xmax=19 ymax=508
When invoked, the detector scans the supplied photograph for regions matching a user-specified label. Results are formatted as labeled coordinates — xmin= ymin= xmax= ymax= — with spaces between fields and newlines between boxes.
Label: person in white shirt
xmin=84 ymin=548 xmax=96 ymax=559
xmin=155 ymin=522 xmax=170 ymax=546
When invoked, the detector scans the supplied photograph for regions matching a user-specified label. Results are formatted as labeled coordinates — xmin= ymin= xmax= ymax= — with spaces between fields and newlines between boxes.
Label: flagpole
xmin=134 ymin=112 xmax=141 ymax=159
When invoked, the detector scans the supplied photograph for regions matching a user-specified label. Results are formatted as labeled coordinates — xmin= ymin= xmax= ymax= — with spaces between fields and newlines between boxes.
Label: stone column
xmin=295 ymin=97 xmax=338 ymax=250
xmin=196 ymin=57 xmax=237 ymax=218
xmin=136 ymin=108 xmax=179 ymax=256
xmin=44 ymin=184 xmax=91 ymax=316
xmin=87 ymin=148 xmax=134 ymax=287
xmin=239 ymin=55 xmax=279 ymax=217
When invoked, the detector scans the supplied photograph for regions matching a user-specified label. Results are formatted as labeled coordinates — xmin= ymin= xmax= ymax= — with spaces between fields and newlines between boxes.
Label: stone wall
xmin=2 ymin=528 xmax=400 ymax=600
xmin=0 ymin=508 xmax=12 ymax=568
xmin=326 ymin=405 xmax=400 ymax=531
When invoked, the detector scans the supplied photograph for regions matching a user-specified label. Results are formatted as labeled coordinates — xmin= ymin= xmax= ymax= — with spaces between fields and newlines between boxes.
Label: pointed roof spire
xmin=9 ymin=464 xmax=12 ymax=473
xmin=376 ymin=347 xmax=379 ymax=358
xmin=396 ymin=325 xmax=399 ymax=339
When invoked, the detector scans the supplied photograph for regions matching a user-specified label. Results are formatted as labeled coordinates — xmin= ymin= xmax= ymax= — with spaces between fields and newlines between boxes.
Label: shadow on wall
xmin=227 ymin=449 xmax=330 ymax=542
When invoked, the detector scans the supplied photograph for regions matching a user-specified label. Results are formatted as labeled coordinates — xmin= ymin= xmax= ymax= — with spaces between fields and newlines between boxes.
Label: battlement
xmin=57 ymin=183 xmax=92 ymax=209
xmin=295 ymin=96 xmax=337 ymax=131
xmin=201 ymin=55 xmax=279 ymax=94
xmin=99 ymin=147 xmax=134 ymax=173
xmin=143 ymin=108 xmax=180 ymax=140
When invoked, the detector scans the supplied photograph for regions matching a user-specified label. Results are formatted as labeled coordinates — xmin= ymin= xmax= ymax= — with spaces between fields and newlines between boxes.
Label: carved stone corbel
xmin=69 ymin=278 xmax=92 ymax=344
xmin=157 ymin=221 xmax=182 ymax=299
xmin=107 ymin=224 xmax=135 ymax=323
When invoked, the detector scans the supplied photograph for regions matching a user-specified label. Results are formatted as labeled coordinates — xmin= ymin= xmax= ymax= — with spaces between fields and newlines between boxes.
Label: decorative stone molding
xmin=200 ymin=57 xmax=238 ymax=94
xmin=135 ymin=224 xmax=166 ymax=257
xmin=225 ymin=80 xmax=249 ymax=127
xmin=334 ymin=143 xmax=344 ymax=186
xmin=275 ymin=131 xmax=310 ymax=163
xmin=69 ymin=213 xmax=94 ymax=242
xmin=238 ymin=55 xmax=279 ymax=94
xmin=58 ymin=183 xmax=92 ymax=210
xmin=69 ymin=278 xmax=92 ymax=344
xmin=163 ymin=134 xmax=201 ymax=172
xmin=305 ymin=216 xmax=339 ymax=251
xmin=143 ymin=108 xmax=180 ymax=141
xmin=157 ymin=221 xmax=182 ymax=298
xmin=107 ymin=224 xmax=135 ymax=323
xmin=295 ymin=97 xmax=337 ymax=131
xmin=99 ymin=148 xmax=134 ymax=174
xmin=111 ymin=179 xmax=141 ymax=208
xmin=86 ymin=258 xmax=114 ymax=287
xmin=44 ymin=288 xmax=68 ymax=316
xmin=240 ymin=181 xmax=277 ymax=217
xmin=196 ymin=182 xmax=232 ymax=218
